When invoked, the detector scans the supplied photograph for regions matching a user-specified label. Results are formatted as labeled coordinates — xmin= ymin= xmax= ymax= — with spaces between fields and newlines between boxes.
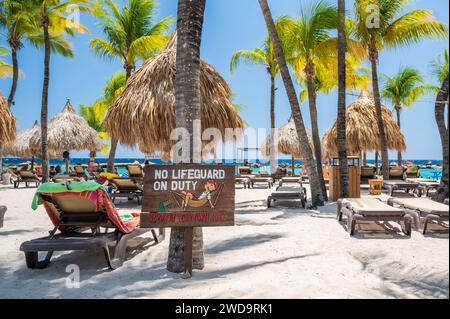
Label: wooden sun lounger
xmin=383 ymin=180 xmax=421 ymax=197
xmin=406 ymin=178 xmax=440 ymax=197
xmin=110 ymin=178 xmax=143 ymax=204
xmin=0 ymin=206 xmax=6 ymax=228
xmin=387 ymin=197 xmax=449 ymax=234
xmin=235 ymin=177 xmax=251 ymax=189
xmin=20 ymin=193 xmax=163 ymax=270
xmin=127 ymin=164 xmax=144 ymax=179
xmin=13 ymin=171 xmax=41 ymax=188
xmin=267 ymin=185 xmax=307 ymax=208
xmin=337 ymin=198 xmax=412 ymax=236
xmin=279 ymin=177 xmax=302 ymax=187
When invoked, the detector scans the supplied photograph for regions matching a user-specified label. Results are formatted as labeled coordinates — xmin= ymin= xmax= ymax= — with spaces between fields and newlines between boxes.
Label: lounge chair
xmin=337 ymin=198 xmax=412 ymax=236
xmin=278 ymin=176 xmax=302 ymax=187
xmin=383 ymin=180 xmax=421 ymax=197
xmin=406 ymin=178 xmax=440 ymax=197
xmin=267 ymin=184 xmax=307 ymax=208
xmin=389 ymin=166 xmax=405 ymax=179
xmin=127 ymin=164 xmax=144 ymax=179
xmin=235 ymin=177 xmax=251 ymax=189
xmin=360 ymin=166 xmax=376 ymax=183
xmin=238 ymin=166 xmax=252 ymax=175
xmin=249 ymin=175 xmax=274 ymax=188
xmin=388 ymin=197 xmax=449 ymax=234
xmin=20 ymin=182 xmax=162 ymax=270
xmin=405 ymin=166 xmax=420 ymax=179
xmin=110 ymin=178 xmax=143 ymax=204
xmin=13 ymin=171 xmax=41 ymax=188
xmin=0 ymin=206 xmax=6 ymax=228
xmin=445 ymin=198 xmax=449 ymax=206
xmin=52 ymin=174 xmax=82 ymax=183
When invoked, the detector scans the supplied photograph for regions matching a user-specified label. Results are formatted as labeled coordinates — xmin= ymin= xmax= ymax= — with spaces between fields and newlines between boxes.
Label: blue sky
xmin=0 ymin=0 xmax=448 ymax=160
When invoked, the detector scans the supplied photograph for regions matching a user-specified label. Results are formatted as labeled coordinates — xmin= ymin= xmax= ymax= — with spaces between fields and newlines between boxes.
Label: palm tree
xmin=337 ymin=0 xmax=348 ymax=198
xmin=36 ymin=0 xmax=93 ymax=182
xmin=90 ymin=0 xmax=173 ymax=173
xmin=80 ymin=71 xmax=126 ymax=154
xmin=0 ymin=0 xmax=74 ymax=107
xmin=231 ymin=17 xmax=294 ymax=171
xmin=353 ymin=0 xmax=448 ymax=179
xmin=430 ymin=50 xmax=449 ymax=202
xmin=382 ymin=66 xmax=430 ymax=165
xmin=289 ymin=1 xmax=367 ymax=201
xmin=166 ymin=0 xmax=206 ymax=277
xmin=258 ymin=0 xmax=324 ymax=207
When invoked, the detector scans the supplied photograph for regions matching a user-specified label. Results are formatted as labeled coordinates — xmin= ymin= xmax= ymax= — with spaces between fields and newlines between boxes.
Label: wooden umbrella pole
xmin=291 ymin=156 xmax=295 ymax=176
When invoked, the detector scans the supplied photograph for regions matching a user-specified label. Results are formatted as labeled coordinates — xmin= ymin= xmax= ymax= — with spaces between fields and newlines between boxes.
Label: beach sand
xmin=0 ymin=183 xmax=448 ymax=299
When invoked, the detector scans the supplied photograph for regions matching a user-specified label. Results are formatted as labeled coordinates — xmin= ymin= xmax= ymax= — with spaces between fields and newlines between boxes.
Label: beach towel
xmin=31 ymin=182 xmax=139 ymax=234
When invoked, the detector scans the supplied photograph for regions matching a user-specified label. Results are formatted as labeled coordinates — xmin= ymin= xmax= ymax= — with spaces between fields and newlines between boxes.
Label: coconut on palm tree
xmin=0 ymin=0 xmax=76 ymax=108
xmin=382 ymin=66 xmax=431 ymax=165
xmin=258 ymin=0 xmax=324 ymax=207
xmin=90 ymin=0 xmax=173 ymax=173
xmin=352 ymin=0 xmax=448 ymax=179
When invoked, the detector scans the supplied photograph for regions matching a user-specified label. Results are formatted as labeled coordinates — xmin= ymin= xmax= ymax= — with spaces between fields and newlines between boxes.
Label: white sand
xmin=0 ymin=183 xmax=448 ymax=299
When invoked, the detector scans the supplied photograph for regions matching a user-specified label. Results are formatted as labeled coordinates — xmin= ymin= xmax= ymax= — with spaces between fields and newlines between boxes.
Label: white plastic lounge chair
xmin=235 ymin=177 xmax=251 ymax=189
xmin=388 ymin=197 xmax=449 ymax=234
xmin=279 ymin=177 xmax=302 ymax=187
xmin=337 ymin=198 xmax=412 ymax=236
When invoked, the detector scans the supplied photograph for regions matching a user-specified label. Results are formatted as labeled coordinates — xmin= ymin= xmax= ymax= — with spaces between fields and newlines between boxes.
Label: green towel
xmin=32 ymin=181 xmax=105 ymax=210
xmin=119 ymin=213 xmax=134 ymax=222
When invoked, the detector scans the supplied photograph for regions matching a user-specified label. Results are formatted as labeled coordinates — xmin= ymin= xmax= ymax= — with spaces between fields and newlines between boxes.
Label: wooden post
xmin=182 ymin=227 xmax=194 ymax=278
xmin=291 ymin=156 xmax=296 ymax=176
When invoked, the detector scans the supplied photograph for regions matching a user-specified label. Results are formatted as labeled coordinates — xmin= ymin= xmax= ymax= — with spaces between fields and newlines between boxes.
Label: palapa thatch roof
xmin=0 ymin=90 xmax=16 ymax=143
xmin=261 ymin=118 xmax=313 ymax=159
xmin=104 ymin=34 xmax=244 ymax=158
xmin=3 ymin=121 xmax=41 ymax=157
xmin=30 ymin=100 xmax=102 ymax=153
xmin=322 ymin=91 xmax=406 ymax=158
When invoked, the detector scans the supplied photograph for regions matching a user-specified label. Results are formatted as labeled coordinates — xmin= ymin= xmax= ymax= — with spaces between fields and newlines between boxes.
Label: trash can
xmin=328 ymin=156 xmax=361 ymax=201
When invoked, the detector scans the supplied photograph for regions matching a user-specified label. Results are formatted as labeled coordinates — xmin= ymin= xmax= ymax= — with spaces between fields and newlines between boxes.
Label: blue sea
xmin=1 ymin=157 xmax=443 ymax=180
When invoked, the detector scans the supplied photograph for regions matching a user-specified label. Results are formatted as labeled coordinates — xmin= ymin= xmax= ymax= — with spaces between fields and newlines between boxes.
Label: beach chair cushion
xmin=32 ymin=182 xmax=139 ymax=234
xmin=391 ymin=198 xmax=449 ymax=215
xmin=19 ymin=171 xmax=39 ymax=179
xmin=342 ymin=198 xmax=405 ymax=216
xmin=127 ymin=165 xmax=143 ymax=177
xmin=111 ymin=178 xmax=142 ymax=191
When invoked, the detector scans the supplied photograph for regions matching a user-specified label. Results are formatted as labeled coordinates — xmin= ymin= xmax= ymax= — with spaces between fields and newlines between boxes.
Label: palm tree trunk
xmin=269 ymin=73 xmax=277 ymax=173
xmin=306 ymin=72 xmax=328 ymax=201
xmin=107 ymin=68 xmax=133 ymax=173
xmin=40 ymin=11 xmax=51 ymax=183
xmin=258 ymin=0 xmax=324 ymax=207
xmin=167 ymin=0 xmax=206 ymax=274
xmin=433 ymin=75 xmax=449 ymax=202
xmin=369 ymin=45 xmax=389 ymax=179
xmin=7 ymin=47 xmax=19 ymax=107
xmin=395 ymin=105 xmax=402 ymax=165
xmin=337 ymin=0 xmax=348 ymax=198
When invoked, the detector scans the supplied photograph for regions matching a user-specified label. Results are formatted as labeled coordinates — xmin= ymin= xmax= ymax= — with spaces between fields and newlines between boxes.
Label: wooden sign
xmin=140 ymin=164 xmax=235 ymax=228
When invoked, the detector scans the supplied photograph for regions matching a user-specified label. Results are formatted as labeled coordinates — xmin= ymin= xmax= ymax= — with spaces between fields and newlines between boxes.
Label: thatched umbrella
xmin=0 ymin=90 xmax=16 ymax=143
xmin=322 ymin=91 xmax=406 ymax=159
xmin=104 ymin=35 xmax=244 ymax=159
xmin=30 ymin=100 xmax=101 ymax=171
xmin=0 ymin=90 xmax=16 ymax=174
xmin=3 ymin=121 xmax=41 ymax=158
xmin=261 ymin=118 xmax=313 ymax=175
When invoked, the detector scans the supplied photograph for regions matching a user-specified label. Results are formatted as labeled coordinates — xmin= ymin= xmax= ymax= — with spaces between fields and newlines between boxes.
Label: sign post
xmin=140 ymin=164 xmax=235 ymax=277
